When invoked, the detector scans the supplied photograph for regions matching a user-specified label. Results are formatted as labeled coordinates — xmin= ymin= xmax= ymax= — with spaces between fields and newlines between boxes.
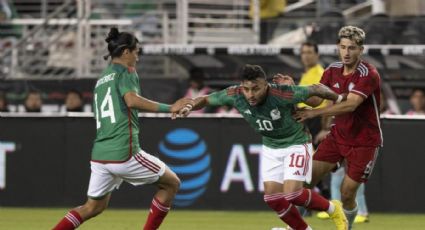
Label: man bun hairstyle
xmin=104 ymin=27 xmax=139 ymax=60
xmin=338 ymin=26 xmax=366 ymax=46
xmin=241 ymin=64 xmax=267 ymax=81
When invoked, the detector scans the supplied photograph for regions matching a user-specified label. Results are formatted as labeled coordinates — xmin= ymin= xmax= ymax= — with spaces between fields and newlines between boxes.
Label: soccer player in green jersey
xmin=182 ymin=65 xmax=348 ymax=230
xmin=53 ymin=28 xmax=193 ymax=230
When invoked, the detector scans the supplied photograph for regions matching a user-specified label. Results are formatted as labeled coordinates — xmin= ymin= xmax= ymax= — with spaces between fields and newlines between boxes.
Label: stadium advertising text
xmin=0 ymin=141 xmax=16 ymax=189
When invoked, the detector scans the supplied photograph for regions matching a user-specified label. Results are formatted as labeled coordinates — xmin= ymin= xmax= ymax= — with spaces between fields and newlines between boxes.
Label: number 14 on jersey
xmin=94 ymin=87 xmax=116 ymax=129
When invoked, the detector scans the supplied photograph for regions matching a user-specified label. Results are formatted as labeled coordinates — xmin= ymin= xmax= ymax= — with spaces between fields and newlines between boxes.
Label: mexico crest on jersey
xmin=270 ymin=108 xmax=281 ymax=120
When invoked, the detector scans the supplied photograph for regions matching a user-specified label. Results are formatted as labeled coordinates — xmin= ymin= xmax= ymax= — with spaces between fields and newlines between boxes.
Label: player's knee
xmin=172 ymin=176 xmax=181 ymax=193
xmin=83 ymin=203 xmax=106 ymax=218
xmin=340 ymin=188 xmax=356 ymax=204
xmin=166 ymin=174 xmax=181 ymax=195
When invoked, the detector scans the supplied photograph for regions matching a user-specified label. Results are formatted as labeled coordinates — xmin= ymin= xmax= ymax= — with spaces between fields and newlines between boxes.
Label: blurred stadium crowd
xmin=0 ymin=0 xmax=425 ymax=115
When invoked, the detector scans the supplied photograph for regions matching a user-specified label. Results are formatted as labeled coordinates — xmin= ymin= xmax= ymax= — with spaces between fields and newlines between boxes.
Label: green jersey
xmin=208 ymin=84 xmax=311 ymax=148
xmin=91 ymin=63 xmax=141 ymax=162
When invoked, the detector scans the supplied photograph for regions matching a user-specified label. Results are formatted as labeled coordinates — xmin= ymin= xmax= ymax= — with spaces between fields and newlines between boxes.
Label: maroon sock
xmin=264 ymin=193 xmax=309 ymax=230
xmin=52 ymin=210 xmax=83 ymax=230
xmin=284 ymin=188 xmax=330 ymax=211
xmin=143 ymin=197 xmax=170 ymax=230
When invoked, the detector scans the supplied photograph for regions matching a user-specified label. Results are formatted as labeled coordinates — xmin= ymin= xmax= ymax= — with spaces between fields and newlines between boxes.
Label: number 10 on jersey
xmin=256 ymin=119 xmax=274 ymax=131
xmin=94 ymin=87 xmax=116 ymax=129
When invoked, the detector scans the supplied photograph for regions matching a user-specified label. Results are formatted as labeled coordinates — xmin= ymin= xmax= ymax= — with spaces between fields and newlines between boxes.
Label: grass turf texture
xmin=1 ymin=208 xmax=425 ymax=229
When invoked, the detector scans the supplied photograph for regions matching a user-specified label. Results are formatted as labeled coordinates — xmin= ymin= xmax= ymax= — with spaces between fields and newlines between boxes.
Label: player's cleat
xmin=354 ymin=215 xmax=369 ymax=223
xmin=329 ymin=200 xmax=348 ymax=230
xmin=316 ymin=211 xmax=330 ymax=219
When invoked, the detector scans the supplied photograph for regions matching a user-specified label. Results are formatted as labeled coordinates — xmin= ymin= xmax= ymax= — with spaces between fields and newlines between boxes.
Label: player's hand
xmin=174 ymin=104 xmax=193 ymax=119
xmin=272 ymin=74 xmax=295 ymax=86
xmin=170 ymin=98 xmax=194 ymax=119
xmin=293 ymin=108 xmax=318 ymax=122
xmin=314 ymin=129 xmax=330 ymax=144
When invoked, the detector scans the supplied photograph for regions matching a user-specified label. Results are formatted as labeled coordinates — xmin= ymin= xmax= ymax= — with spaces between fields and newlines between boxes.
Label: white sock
xmin=327 ymin=201 xmax=335 ymax=214
xmin=344 ymin=205 xmax=358 ymax=230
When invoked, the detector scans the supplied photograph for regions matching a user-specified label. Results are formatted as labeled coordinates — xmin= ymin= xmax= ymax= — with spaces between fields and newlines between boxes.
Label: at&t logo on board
xmin=159 ymin=128 xmax=211 ymax=207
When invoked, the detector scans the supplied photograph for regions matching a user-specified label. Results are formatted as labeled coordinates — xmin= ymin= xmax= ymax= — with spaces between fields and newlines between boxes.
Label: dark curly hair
xmin=104 ymin=27 xmax=139 ymax=60
xmin=241 ymin=64 xmax=267 ymax=81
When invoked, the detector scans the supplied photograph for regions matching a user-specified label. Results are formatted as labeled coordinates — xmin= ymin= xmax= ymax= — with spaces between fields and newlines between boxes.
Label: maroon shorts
xmin=314 ymin=133 xmax=380 ymax=183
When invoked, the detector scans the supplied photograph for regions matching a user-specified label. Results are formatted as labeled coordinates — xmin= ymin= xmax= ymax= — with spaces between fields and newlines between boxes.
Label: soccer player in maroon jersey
xmin=294 ymin=26 xmax=382 ymax=229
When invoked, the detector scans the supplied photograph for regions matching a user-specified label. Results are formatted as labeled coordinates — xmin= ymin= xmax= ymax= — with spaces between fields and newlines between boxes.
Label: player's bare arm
xmin=305 ymin=84 xmax=344 ymax=105
xmin=294 ymin=92 xmax=364 ymax=122
xmin=273 ymin=74 xmax=337 ymax=108
xmin=171 ymin=95 xmax=211 ymax=118
xmin=124 ymin=91 xmax=193 ymax=114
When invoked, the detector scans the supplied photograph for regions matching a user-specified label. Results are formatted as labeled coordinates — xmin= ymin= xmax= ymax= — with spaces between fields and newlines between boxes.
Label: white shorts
xmin=87 ymin=150 xmax=166 ymax=199
xmin=261 ymin=143 xmax=313 ymax=184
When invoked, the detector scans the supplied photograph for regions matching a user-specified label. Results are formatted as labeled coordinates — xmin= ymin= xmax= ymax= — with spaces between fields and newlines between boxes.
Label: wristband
xmin=158 ymin=103 xmax=171 ymax=112
xmin=335 ymin=95 xmax=343 ymax=104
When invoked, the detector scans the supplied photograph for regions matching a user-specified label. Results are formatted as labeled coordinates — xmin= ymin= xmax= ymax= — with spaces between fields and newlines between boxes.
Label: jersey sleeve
xmin=351 ymin=70 xmax=380 ymax=98
xmin=319 ymin=68 xmax=331 ymax=87
xmin=207 ymin=86 xmax=237 ymax=107
xmin=275 ymin=84 xmax=309 ymax=104
xmin=118 ymin=72 xmax=140 ymax=97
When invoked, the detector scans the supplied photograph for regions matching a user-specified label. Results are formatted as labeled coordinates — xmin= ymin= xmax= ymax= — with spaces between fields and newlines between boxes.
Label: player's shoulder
xmin=269 ymin=83 xmax=297 ymax=99
xmin=324 ymin=61 xmax=343 ymax=72
xmin=357 ymin=61 xmax=379 ymax=78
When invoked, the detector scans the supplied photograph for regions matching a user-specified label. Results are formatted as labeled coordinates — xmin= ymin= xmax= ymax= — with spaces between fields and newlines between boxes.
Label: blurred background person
xmin=298 ymin=41 xmax=330 ymax=215
xmin=184 ymin=68 xmax=211 ymax=114
xmin=405 ymin=88 xmax=425 ymax=115
xmin=216 ymin=105 xmax=239 ymax=115
xmin=0 ymin=91 xmax=9 ymax=112
xmin=380 ymin=90 xmax=396 ymax=115
xmin=24 ymin=90 xmax=42 ymax=113
xmin=64 ymin=89 xmax=84 ymax=112
xmin=298 ymin=41 xmax=326 ymax=146
xmin=249 ymin=0 xmax=286 ymax=44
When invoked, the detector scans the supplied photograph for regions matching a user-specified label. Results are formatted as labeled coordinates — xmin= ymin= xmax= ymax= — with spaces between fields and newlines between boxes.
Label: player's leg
xmin=354 ymin=183 xmax=369 ymax=223
xmin=264 ymin=181 xmax=311 ymax=230
xmin=340 ymin=175 xmax=360 ymax=229
xmin=342 ymin=146 xmax=379 ymax=229
xmin=280 ymin=143 xmax=346 ymax=230
xmin=144 ymin=167 xmax=180 ymax=230
xmin=122 ymin=150 xmax=180 ymax=230
xmin=53 ymin=162 xmax=120 ymax=230
xmin=262 ymin=145 xmax=311 ymax=230
xmin=52 ymin=195 xmax=112 ymax=230
xmin=307 ymin=138 xmax=348 ymax=230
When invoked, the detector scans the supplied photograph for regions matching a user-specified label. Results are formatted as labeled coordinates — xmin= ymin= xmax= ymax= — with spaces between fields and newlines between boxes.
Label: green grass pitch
xmin=1 ymin=208 xmax=425 ymax=229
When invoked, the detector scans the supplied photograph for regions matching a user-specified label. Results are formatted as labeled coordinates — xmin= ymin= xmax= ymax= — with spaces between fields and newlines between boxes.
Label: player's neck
xmin=257 ymin=85 xmax=270 ymax=106
xmin=343 ymin=59 xmax=361 ymax=75
xmin=304 ymin=63 xmax=317 ymax=72
xmin=111 ymin=59 xmax=131 ymax=68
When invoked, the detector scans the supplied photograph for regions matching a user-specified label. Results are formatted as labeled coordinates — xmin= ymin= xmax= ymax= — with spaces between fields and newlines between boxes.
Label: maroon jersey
xmin=320 ymin=61 xmax=383 ymax=147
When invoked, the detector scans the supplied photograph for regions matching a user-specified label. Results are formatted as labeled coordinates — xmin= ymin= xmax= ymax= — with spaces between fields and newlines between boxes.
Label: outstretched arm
xmin=272 ymin=74 xmax=341 ymax=108
xmin=294 ymin=93 xmax=364 ymax=122
xmin=192 ymin=95 xmax=210 ymax=110
xmin=305 ymin=84 xmax=344 ymax=106
xmin=124 ymin=92 xmax=193 ymax=113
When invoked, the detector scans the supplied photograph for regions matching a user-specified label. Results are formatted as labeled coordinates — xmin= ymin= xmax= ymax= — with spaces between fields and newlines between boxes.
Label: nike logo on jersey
xmin=244 ymin=109 xmax=252 ymax=115
xmin=333 ymin=83 xmax=340 ymax=88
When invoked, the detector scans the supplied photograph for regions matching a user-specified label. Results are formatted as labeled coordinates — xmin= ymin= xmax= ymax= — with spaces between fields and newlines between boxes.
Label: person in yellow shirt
xmin=298 ymin=42 xmax=326 ymax=147
xmin=298 ymin=41 xmax=325 ymax=108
